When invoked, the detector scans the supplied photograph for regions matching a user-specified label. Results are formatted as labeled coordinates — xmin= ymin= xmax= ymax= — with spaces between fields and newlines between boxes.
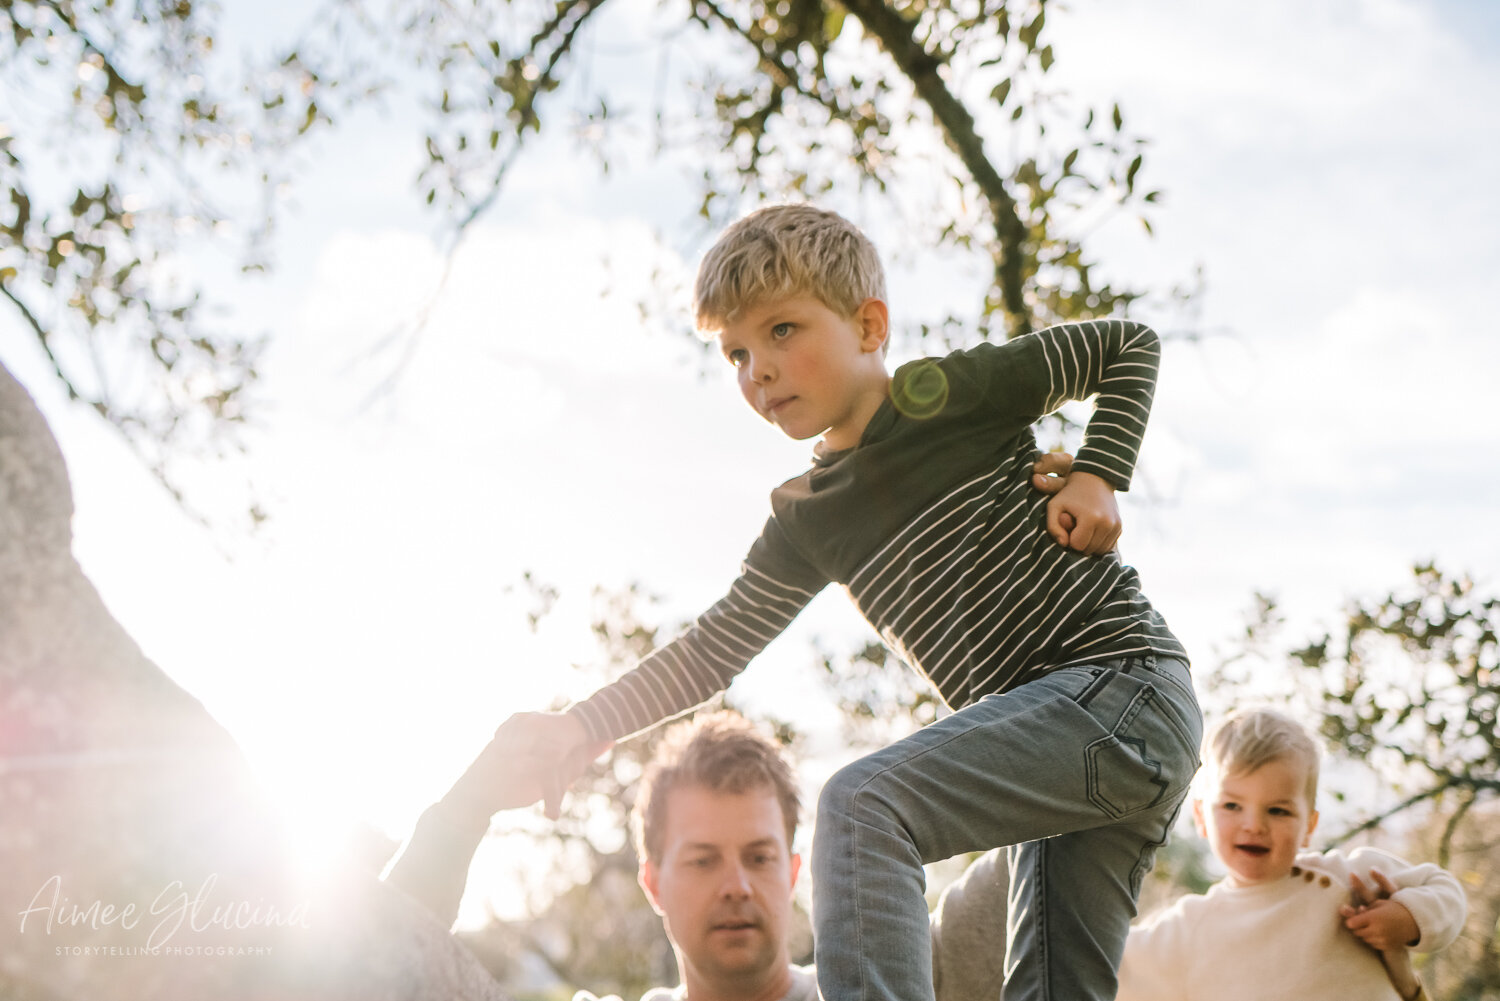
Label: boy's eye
xmin=770 ymin=322 xmax=793 ymax=339
xmin=726 ymin=349 xmax=748 ymax=368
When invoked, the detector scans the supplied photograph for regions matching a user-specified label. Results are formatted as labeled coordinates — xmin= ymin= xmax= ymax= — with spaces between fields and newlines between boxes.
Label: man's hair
xmin=632 ymin=711 xmax=800 ymax=865
xmin=1200 ymin=707 xmax=1322 ymax=806
xmin=693 ymin=203 xmax=887 ymax=331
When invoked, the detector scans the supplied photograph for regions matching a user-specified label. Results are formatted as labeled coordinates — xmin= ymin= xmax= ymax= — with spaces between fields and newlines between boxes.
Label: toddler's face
xmin=1192 ymin=757 xmax=1318 ymax=886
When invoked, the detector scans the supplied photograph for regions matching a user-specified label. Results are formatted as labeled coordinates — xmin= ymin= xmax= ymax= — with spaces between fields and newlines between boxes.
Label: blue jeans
xmin=812 ymin=654 xmax=1202 ymax=1001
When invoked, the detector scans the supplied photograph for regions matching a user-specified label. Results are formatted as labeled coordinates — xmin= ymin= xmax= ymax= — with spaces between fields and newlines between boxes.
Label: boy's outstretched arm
xmin=1031 ymin=451 xmax=1121 ymax=556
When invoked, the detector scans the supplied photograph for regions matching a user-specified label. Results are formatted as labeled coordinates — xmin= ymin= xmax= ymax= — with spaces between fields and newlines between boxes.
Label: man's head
xmin=697 ymin=206 xmax=892 ymax=450
xmin=1192 ymin=707 xmax=1322 ymax=886
xmin=633 ymin=711 xmax=802 ymax=1000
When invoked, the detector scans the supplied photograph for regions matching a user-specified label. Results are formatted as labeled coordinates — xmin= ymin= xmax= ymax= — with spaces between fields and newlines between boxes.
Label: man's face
xmin=1193 ymin=756 xmax=1319 ymax=887
xmin=640 ymin=783 xmax=800 ymax=994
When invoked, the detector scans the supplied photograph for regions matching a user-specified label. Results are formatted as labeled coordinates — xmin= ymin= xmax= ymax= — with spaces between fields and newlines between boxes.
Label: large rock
xmin=0 ymin=362 xmax=507 ymax=1000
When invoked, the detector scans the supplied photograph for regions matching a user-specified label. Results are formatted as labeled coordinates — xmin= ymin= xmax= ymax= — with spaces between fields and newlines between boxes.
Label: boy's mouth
xmin=1236 ymin=844 xmax=1270 ymax=856
xmin=765 ymin=396 xmax=796 ymax=415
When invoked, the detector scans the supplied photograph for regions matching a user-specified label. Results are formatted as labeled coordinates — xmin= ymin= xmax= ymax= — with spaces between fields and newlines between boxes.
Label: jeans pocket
xmin=1081 ymin=676 xmax=1195 ymax=820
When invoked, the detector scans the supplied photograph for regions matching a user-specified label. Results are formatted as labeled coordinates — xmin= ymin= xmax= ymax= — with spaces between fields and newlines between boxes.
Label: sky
xmin=4 ymin=0 xmax=1498 ymax=922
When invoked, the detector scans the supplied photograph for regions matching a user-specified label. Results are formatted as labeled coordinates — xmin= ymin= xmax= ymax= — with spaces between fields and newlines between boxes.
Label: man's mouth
xmin=711 ymin=917 xmax=760 ymax=933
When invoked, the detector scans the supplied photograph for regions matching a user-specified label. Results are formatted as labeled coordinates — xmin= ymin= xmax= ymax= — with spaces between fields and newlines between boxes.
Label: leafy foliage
xmin=355 ymin=0 xmax=1160 ymax=345
xmin=0 ymin=0 xmax=345 ymax=512
xmin=5 ymin=0 xmax=1167 ymax=500
xmin=1207 ymin=564 xmax=1499 ymax=858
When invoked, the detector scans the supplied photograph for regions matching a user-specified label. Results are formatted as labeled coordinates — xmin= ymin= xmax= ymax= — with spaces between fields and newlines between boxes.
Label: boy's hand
xmin=1043 ymin=467 xmax=1121 ymax=556
xmin=1031 ymin=451 xmax=1075 ymax=495
xmin=1029 ymin=452 xmax=1084 ymax=549
xmin=1340 ymin=869 xmax=1421 ymax=952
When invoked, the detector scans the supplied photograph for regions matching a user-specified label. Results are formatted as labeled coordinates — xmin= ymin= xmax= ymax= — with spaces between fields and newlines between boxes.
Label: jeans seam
xmin=1036 ymin=837 xmax=1051 ymax=1001
xmin=847 ymin=803 xmax=868 ymax=1001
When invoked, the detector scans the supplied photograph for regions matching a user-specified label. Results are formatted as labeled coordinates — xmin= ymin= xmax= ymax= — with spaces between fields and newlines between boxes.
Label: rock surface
xmin=0 ymin=362 xmax=507 ymax=1000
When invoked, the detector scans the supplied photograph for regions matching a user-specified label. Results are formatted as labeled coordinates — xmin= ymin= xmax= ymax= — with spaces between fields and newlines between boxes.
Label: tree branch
xmin=1323 ymin=780 xmax=1455 ymax=850
xmin=837 ymin=0 xmax=1031 ymax=336
xmin=1436 ymin=786 xmax=1475 ymax=869
xmin=1 ymin=283 xmax=77 ymax=403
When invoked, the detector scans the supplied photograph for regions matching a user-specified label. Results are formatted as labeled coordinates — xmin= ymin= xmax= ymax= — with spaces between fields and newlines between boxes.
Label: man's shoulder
xmin=571 ymin=988 xmax=680 ymax=1001
xmin=571 ymin=966 xmax=817 ymax=1001
xmin=783 ymin=963 xmax=819 ymax=1001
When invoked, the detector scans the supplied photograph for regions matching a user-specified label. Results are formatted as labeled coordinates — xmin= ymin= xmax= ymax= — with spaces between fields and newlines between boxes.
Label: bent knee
xmin=816 ymin=754 xmax=889 ymax=824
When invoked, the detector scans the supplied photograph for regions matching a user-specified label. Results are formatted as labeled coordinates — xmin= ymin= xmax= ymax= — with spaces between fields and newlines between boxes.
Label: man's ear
xmin=639 ymin=860 xmax=667 ymax=917
xmin=788 ymin=852 xmax=802 ymax=892
xmin=854 ymin=298 xmax=889 ymax=354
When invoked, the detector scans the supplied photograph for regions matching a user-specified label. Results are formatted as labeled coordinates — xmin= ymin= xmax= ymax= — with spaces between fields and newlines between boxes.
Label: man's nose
xmin=719 ymin=862 xmax=752 ymax=898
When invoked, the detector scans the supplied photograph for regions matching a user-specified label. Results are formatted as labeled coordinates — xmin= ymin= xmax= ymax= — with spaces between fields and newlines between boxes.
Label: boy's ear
xmin=853 ymin=297 xmax=889 ymax=354
xmin=1191 ymin=797 xmax=1208 ymax=838
xmin=1303 ymin=807 xmax=1320 ymax=846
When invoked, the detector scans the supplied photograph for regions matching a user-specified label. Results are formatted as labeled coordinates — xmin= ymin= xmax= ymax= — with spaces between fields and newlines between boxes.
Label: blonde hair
xmin=693 ymin=204 xmax=886 ymax=331
xmin=632 ymin=711 xmax=800 ymax=865
xmin=1201 ymin=707 xmax=1322 ymax=806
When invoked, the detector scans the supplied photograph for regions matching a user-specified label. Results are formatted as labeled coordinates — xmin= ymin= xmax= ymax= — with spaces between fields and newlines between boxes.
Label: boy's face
xmin=1193 ymin=756 xmax=1319 ymax=887
xmin=714 ymin=293 xmax=890 ymax=451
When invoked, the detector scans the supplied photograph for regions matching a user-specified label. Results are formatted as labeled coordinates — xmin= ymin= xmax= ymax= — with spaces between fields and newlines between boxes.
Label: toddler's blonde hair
xmin=1201 ymin=707 xmax=1322 ymax=806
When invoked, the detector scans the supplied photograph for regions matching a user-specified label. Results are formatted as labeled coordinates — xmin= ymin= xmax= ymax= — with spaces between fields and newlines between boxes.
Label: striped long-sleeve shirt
xmin=568 ymin=319 xmax=1188 ymax=743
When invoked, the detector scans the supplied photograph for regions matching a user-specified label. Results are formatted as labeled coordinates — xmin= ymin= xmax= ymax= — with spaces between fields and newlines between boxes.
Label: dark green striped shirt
xmin=570 ymin=319 xmax=1187 ymax=743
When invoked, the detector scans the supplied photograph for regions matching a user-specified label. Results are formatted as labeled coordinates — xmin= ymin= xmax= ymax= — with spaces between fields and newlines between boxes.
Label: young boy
xmin=1116 ymin=707 xmax=1467 ymax=1001
xmin=500 ymin=204 xmax=1203 ymax=1001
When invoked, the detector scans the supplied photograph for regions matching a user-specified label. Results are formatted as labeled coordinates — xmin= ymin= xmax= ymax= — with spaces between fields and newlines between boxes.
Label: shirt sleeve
xmin=961 ymin=318 xmax=1162 ymax=492
xmin=1342 ymin=847 xmax=1469 ymax=953
xmin=566 ymin=517 xmax=827 ymax=743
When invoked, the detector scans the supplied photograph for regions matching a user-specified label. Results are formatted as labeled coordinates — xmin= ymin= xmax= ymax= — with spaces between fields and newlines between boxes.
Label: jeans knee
xmin=817 ymin=754 xmax=887 ymax=831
